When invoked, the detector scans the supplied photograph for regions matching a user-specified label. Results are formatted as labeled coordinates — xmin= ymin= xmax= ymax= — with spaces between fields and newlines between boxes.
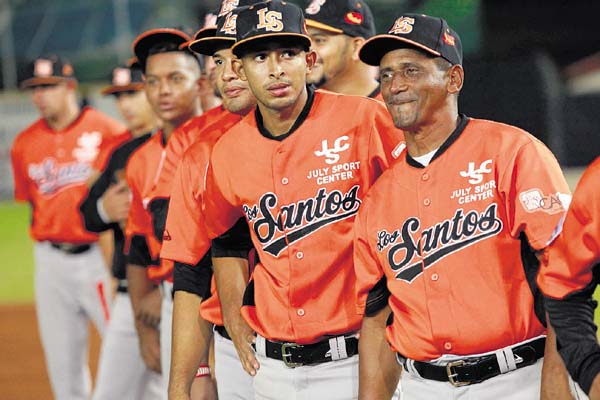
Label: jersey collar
xmin=255 ymin=85 xmax=315 ymax=142
xmin=406 ymin=114 xmax=469 ymax=169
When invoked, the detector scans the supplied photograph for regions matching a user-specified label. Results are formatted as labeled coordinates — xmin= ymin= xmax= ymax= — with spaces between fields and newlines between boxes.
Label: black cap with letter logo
xmin=132 ymin=28 xmax=196 ymax=71
xmin=304 ymin=0 xmax=375 ymax=39
xmin=20 ymin=56 xmax=75 ymax=89
xmin=359 ymin=13 xmax=462 ymax=67
xmin=101 ymin=59 xmax=144 ymax=96
xmin=231 ymin=0 xmax=312 ymax=57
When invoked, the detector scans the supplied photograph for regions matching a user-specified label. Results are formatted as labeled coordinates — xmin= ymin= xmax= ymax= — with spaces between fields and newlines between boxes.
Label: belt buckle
xmin=281 ymin=342 xmax=303 ymax=368
xmin=446 ymin=360 xmax=470 ymax=387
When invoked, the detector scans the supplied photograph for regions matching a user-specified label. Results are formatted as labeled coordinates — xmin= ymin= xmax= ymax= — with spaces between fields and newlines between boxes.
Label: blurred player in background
xmin=80 ymin=61 xmax=162 ymax=400
xmin=304 ymin=0 xmax=381 ymax=99
xmin=10 ymin=55 xmax=126 ymax=400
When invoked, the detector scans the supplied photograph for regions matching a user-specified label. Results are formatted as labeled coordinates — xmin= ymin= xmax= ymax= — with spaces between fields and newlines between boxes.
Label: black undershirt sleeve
xmin=80 ymin=155 xmax=120 ymax=233
xmin=172 ymin=256 xmax=213 ymax=299
xmin=211 ymin=217 xmax=253 ymax=259
xmin=127 ymin=235 xmax=154 ymax=267
xmin=545 ymin=266 xmax=600 ymax=394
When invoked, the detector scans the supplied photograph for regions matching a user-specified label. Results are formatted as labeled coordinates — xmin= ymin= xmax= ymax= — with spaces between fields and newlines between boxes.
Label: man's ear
xmin=305 ymin=50 xmax=317 ymax=73
xmin=232 ymin=58 xmax=247 ymax=81
xmin=447 ymin=64 xmax=464 ymax=94
xmin=351 ymin=36 xmax=366 ymax=61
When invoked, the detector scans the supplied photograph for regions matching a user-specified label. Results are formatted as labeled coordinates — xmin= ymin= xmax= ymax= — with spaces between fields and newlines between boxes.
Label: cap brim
xmin=189 ymin=36 xmax=235 ymax=56
xmin=20 ymin=76 xmax=71 ymax=89
xmin=232 ymin=33 xmax=312 ymax=57
xmin=132 ymin=28 xmax=192 ymax=63
xmin=306 ymin=19 xmax=344 ymax=34
xmin=359 ymin=35 xmax=441 ymax=66
xmin=101 ymin=82 xmax=144 ymax=96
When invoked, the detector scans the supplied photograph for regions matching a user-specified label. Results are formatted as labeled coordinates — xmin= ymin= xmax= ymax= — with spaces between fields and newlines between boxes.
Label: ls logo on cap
xmin=219 ymin=0 xmax=239 ymax=17
xmin=220 ymin=13 xmax=238 ymax=35
xmin=389 ymin=17 xmax=415 ymax=34
xmin=256 ymin=8 xmax=283 ymax=32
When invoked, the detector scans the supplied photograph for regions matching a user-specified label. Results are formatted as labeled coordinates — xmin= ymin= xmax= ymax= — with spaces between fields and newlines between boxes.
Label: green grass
xmin=0 ymin=201 xmax=34 ymax=303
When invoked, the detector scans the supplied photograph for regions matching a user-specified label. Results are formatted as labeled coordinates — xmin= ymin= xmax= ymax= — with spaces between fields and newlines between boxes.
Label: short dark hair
xmin=146 ymin=41 xmax=203 ymax=70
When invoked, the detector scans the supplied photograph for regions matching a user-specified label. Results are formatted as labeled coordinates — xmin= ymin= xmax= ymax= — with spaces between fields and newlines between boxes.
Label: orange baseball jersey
xmin=11 ymin=107 xmax=126 ymax=243
xmin=145 ymin=107 xmax=242 ymax=283
xmin=160 ymin=109 xmax=243 ymax=323
xmin=203 ymin=89 xmax=404 ymax=344
xmin=354 ymin=116 xmax=570 ymax=361
xmin=538 ymin=157 xmax=600 ymax=299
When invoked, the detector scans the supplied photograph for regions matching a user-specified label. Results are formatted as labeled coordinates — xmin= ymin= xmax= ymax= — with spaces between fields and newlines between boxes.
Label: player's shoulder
xmin=127 ymin=131 xmax=163 ymax=167
xmin=576 ymin=156 xmax=600 ymax=193
xmin=79 ymin=107 xmax=126 ymax=136
xmin=13 ymin=118 xmax=47 ymax=145
xmin=465 ymin=117 xmax=548 ymax=151
xmin=314 ymin=88 xmax=386 ymax=109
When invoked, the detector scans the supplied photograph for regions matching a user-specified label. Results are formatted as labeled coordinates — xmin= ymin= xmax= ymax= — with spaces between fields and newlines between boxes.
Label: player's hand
xmin=189 ymin=375 xmax=218 ymax=400
xmin=138 ymin=324 xmax=162 ymax=373
xmin=101 ymin=180 xmax=131 ymax=223
xmin=137 ymin=286 xmax=162 ymax=327
xmin=227 ymin=318 xmax=260 ymax=376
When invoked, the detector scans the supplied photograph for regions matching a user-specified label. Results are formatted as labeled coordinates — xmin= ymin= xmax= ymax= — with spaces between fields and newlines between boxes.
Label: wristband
xmin=195 ymin=364 xmax=211 ymax=378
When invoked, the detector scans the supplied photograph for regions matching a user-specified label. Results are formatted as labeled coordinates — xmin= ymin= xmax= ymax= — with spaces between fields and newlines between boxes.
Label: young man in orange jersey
xmin=10 ymin=55 xmax=126 ymax=400
xmin=200 ymin=1 xmax=403 ymax=398
xmin=160 ymin=2 xmax=258 ymax=398
xmin=538 ymin=157 xmax=600 ymax=399
xmin=124 ymin=28 xmax=205 ymax=398
xmin=79 ymin=61 xmax=162 ymax=400
xmin=304 ymin=0 xmax=381 ymax=99
xmin=353 ymin=13 xmax=577 ymax=400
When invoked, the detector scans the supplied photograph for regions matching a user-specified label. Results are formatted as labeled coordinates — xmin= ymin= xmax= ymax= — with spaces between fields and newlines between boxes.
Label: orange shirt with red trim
xmin=11 ymin=107 xmax=126 ymax=243
xmin=203 ymin=89 xmax=404 ymax=344
xmin=538 ymin=157 xmax=600 ymax=299
xmin=354 ymin=117 xmax=570 ymax=361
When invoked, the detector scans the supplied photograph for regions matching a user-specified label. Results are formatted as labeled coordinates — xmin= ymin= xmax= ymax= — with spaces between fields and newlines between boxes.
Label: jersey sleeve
xmin=499 ymin=139 xmax=571 ymax=250
xmin=353 ymin=197 xmax=387 ymax=316
xmin=369 ymin=102 xmax=405 ymax=174
xmin=10 ymin=140 xmax=29 ymax=202
xmin=160 ymin=151 xmax=212 ymax=265
xmin=202 ymin=153 xmax=245 ymax=239
xmin=538 ymin=158 xmax=600 ymax=299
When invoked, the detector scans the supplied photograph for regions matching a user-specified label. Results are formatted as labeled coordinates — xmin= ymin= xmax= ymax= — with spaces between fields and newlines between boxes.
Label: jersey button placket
xmin=296 ymin=308 xmax=305 ymax=316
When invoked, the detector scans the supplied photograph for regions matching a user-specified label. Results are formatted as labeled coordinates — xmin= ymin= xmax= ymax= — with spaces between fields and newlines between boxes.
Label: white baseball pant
xmin=214 ymin=328 xmax=254 ymax=399
xmin=34 ymin=242 xmax=111 ymax=400
xmin=92 ymin=292 xmax=162 ymax=400
xmin=160 ymin=280 xmax=174 ymax=399
xmin=253 ymin=335 xmax=359 ymax=400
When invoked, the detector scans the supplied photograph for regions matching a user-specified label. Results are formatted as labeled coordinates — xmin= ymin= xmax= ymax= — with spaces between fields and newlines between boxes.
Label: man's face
xmin=114 ymin=90 xmax=155 ymax=133
xmin=380 ymin=48 xmax=451 ymax=130
xmin=213 ymin=48 xmax=256 ymax=115
xmin=30 ymin=82 xmax=71 ymax=120
xmin=307 ymin=27 xmax=352 ymax=88
xmin=143 ymin=52 xmax=201 ymax=125
xmin=236 ymin=42 xmax=315 ymax=113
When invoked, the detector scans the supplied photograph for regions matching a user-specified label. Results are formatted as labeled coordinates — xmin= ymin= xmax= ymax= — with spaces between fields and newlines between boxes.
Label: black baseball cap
xmin=132 ymin=28 xmax=194 ymax=71
xmin=101 ymin=60 xmax=144 ymax=96
xmin=189 ymin=0 xmax=255 ymax=56
xmin=182 ymin=13 xmax=218 ymax=52
xmin=305 ymin=0 xmax=375 ymax=39
xmin=231 ymin=0 xmax=312 ymax=58
xmin=359 ymin=14 xmax=462 ymax=67
xmin=20 ymin=56 xmax=75 ymax=89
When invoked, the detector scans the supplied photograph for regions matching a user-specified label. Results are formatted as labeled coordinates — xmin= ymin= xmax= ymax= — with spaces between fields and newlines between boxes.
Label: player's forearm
xmin=213 ymin=256 xmax=250 ymax=331
xmin=126 ymin=263 xmax=154 ymax=322
xmin=590 ymin=373 xmax=600 ymax=400
xmin=540 ymin=321 xmax=572 ymax=400
xmin=358 ymin=305 xmax=401 ymax=400
xmin=169 ymin=290 xmax=213 ymax=399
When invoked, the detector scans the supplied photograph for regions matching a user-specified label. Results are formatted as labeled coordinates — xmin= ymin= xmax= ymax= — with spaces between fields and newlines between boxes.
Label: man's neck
xmin=163 ymin=105 xmax=202 ymax=141
xmin=405 ymin=108 xmax=460 ymax=158
xmin=130 ymin=121 xmax=157 ymax=138
xmin=259 ymin=87 xmax=308 ymax=137
xmin=46 ymin=101 xmax=80 ymax=131
xmin=324 ymin=65 xmax=379 ymax=97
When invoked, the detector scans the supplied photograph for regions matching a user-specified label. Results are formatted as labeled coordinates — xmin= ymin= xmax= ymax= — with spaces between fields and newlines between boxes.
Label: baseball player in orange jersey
xmin=124 ymin=27 xmax=204 ymax=398
xmin=537 ymin=156 xmax=600 ymax=399
xmin=160 ymin=3 xmax=258 ymax=398
xmin=201 ymin=1 xmax=404 ymax=398
xmin=79 ymin=62 xmax=163 ymax=400
xmin=304 ymin=0 xmax=381 ymax=100
xmin=353 ymin=14 xmax=577 ymax=400
xmin=10 ymin=55 xmax=126 ymax=400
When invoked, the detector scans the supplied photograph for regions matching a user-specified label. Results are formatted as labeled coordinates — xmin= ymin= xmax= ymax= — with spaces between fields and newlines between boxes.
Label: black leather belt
xmin=215 ymin=325 xmax=231 ymax=340
xmin=50 ymin=242 xmax=92 ymax=255
xmin=399 ymin=337 xmax=546 ymax=387
xmin=263 ymin=335 xmax=358 ymax=368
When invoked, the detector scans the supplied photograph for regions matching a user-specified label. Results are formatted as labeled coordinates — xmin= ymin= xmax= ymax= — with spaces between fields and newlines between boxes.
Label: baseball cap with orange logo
xmin=231 ymin=0 xmax=312 ymax=58
xmin=132 ymin=28 xmax=195 ymax=71
xmin=101 ymin=59 xmax=145 ymax=96
xmin=20 ymin=56 xmax=75 ymax=89
xmin=304 ymin=0 xmax=375 ymax=39
xmin=359 ymin=13 xmax=462 ymax=67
